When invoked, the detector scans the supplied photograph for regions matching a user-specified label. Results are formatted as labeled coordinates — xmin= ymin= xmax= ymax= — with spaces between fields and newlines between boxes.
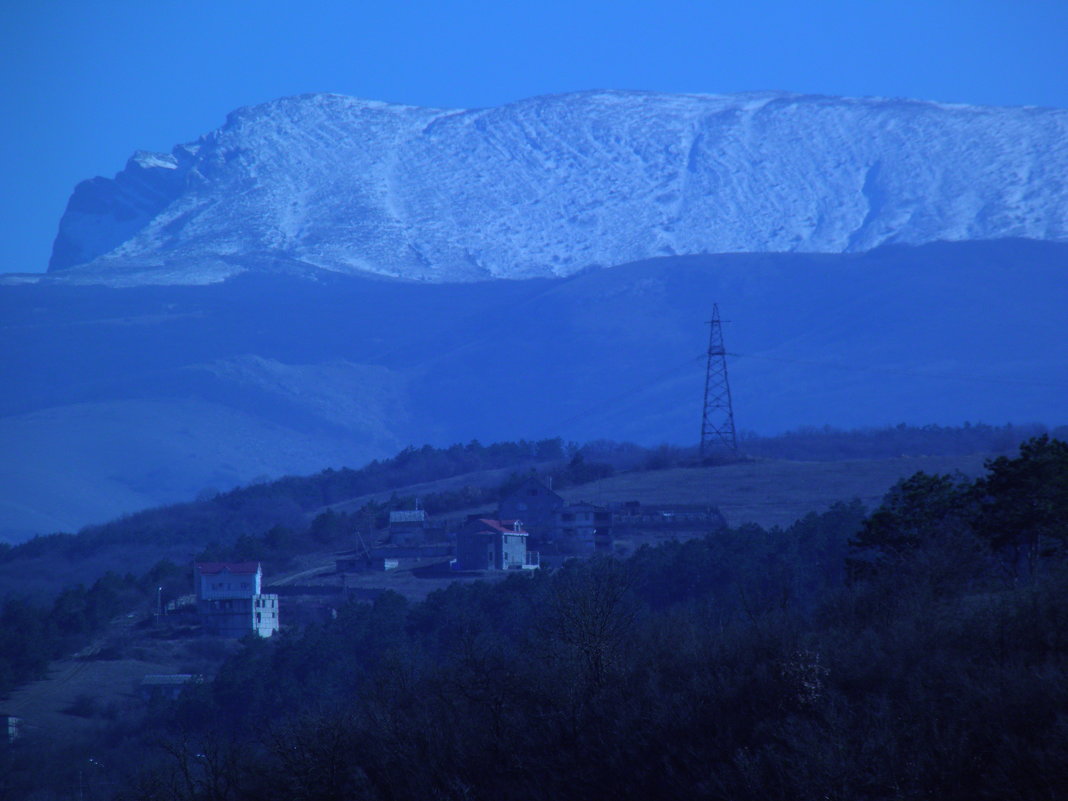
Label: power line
xmin=729 ymin=352 xmax=1068 ymax=390
xmin=555 ymin=353 xmax=705 ymax=434
xmin=533 ymin=341 xmax=1065 ymax=443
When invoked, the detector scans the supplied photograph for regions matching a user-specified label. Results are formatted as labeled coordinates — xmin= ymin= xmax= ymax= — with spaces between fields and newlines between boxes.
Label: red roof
xmin=476 ymin=519 xmax=529 ymax=535
xmin=195 ymin=562 xmax=261 ymax=575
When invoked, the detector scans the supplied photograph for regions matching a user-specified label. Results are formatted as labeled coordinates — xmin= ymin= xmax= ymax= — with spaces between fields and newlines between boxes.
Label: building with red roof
xmin=454 ymin=518 xmax=539 ymax=571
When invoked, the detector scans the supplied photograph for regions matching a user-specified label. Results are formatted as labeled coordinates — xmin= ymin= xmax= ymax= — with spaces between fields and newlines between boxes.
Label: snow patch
xmin=48 ymin=90 xmax=1068 ymax=285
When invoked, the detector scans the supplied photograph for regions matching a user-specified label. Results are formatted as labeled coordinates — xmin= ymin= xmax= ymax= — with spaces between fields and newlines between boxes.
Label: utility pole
xmin=699 ymin=304 xmax=738 ymax=458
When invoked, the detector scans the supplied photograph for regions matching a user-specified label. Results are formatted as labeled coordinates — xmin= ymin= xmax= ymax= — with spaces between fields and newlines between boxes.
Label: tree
xmin=852 ymin=473 xmax=973 ymax=554
xmin=974 ymin=435 xmax=1068 ymax=578
xmin=539 ymin=556 xmax=637 ymax=690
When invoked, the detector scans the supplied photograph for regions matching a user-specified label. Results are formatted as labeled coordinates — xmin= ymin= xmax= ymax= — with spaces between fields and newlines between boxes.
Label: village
xmin=0 ymin=475 xmax=728 ymax=742
xmin=186 ymin=476 xmax=726 ymax=641
xmin=2 ymin=435 xmax=1013 ymax=746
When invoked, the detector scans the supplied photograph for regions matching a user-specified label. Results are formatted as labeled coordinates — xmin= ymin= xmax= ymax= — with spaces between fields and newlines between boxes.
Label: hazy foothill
xmin=3 ymin=90 xmax=1067 ymax=542
xmin=1 ymin=84 xmax=1068 ymax=800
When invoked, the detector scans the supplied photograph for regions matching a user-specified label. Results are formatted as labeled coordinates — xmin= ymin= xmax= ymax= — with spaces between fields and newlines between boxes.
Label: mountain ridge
xmin=46 ymin=90 xmax=1068 ymax=285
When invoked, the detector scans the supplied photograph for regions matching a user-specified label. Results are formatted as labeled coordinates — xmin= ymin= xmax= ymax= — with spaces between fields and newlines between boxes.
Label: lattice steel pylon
xmin=699 ymin=304 xmax=738 ymax=457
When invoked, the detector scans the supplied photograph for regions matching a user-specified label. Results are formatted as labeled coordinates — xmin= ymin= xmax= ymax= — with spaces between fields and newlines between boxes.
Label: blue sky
xmin=1 ymin=0 xmax=1066 ymax=274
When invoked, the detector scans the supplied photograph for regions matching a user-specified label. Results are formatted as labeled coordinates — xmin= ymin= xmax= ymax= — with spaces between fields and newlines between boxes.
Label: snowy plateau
xmin=47 ymin=90 xmax=1068 ymax=285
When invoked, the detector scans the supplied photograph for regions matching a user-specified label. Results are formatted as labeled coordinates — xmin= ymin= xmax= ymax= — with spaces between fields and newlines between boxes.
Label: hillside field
xmin=557 ymin=453 xmax=994 ymax=530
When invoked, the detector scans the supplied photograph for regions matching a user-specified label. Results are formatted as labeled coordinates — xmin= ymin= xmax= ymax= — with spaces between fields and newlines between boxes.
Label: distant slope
xmin=559 ymin=454 xmax=995 ymax=531
xmin=44 ymin=91 xmax=1068 ymax=284
xmin=1 ymin=240 xmax=1066 ymax=540
xmin=0 ymin=449 xmax=1005 ymax=600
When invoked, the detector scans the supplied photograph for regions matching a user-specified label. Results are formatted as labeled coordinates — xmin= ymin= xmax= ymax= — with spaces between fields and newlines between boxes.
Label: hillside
xmin=0 ymin=442 xmax=1018 ymax=601
xmin=43 ymin=91 xmax=1068 ymax=285
xmin=5 ymin=435 xmax=1066 ymax=800
xmin=2 ymin=240 xmax=1066 ymax=540
xmin=558 ymin=453 xmax=995 ymax=530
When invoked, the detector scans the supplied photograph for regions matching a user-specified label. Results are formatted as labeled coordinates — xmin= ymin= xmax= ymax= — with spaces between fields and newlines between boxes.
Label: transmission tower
xmin=700 ymin=304 xmax=738 ymax=457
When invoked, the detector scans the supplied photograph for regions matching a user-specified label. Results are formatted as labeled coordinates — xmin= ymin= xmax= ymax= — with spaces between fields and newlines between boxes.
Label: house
xmin=0 ymin=714 xmax=21 ymax=744
xmin=389 ymin=509 xmax=429 ymax=545
xmin=454 ymin=518 xmax=539 ymax=571
xmin=138 ymin=674 xmax=203 ymax=701
xmin=554 ymin=502 xmax=613 ymax=552
xmin=497 ymin=477 xmax=564 ymax=545
xmin=195 ymin=562 xmax=279 ymax=638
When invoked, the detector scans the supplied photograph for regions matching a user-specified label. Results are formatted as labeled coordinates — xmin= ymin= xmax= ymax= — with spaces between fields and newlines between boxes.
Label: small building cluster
xmin=489 ymin=477 xmax=728 ymax=559
xmin=195 ymin=562 xmax=279 ymax=638
xmin=334 ymin=477 xmax=726 ymax=575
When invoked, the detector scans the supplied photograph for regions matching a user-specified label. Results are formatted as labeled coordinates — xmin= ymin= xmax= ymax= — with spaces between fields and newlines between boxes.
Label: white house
xmin=453 ymin=519 xmax=540 ymax=571
xmin=194 ymin=562 xmax=279 ymax=638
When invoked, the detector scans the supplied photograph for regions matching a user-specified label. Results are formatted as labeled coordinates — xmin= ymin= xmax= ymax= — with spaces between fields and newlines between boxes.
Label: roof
xmin=195 ymin=562 xmax=261 ymax=575
xmin=140 ymin=674 xmax=201 ymax=686
xmin=501 ymin=476 xmax=563 ymax=502
xmin=474 ymin=518 xmax=529 ymax=535
xmin=389 ymin=510 xmax=427 ymax=523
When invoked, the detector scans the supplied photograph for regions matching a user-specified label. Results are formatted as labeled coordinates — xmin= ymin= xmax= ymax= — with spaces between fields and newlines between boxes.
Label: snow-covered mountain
xmin=48 ymin=91 xmax=1068 ymax=284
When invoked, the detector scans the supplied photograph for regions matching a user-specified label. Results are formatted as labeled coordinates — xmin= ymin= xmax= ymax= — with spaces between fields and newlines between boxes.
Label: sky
xmin=1 ymin=0 xmax=1066 ymax=274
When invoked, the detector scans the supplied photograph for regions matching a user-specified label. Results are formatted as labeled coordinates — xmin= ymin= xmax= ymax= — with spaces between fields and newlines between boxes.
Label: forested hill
xmin=4 ymin=435 xmax=1067 ymax=799
xmin=0 ymin=424 xmax=1059 ymax=703
xmin=0 ymin=423 xmax=1060 ymax=605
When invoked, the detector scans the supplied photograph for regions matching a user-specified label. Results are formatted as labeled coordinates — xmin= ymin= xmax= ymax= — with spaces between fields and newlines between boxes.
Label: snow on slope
xmin=48 ymin=91 xmax=1068 ymax=284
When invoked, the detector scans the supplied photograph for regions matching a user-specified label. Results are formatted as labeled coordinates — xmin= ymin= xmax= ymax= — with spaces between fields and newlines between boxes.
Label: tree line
xmin=4 ymin=436 xmax=1064 ymax=800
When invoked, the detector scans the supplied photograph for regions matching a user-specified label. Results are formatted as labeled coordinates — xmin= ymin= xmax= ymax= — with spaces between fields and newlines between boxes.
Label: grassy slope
xmin=557 ymin=453 xmax=993 ymax=529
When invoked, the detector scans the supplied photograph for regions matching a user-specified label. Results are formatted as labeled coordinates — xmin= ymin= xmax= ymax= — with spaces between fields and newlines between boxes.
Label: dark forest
xmin=2 ymin=434 xmax=1066 ymax=800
